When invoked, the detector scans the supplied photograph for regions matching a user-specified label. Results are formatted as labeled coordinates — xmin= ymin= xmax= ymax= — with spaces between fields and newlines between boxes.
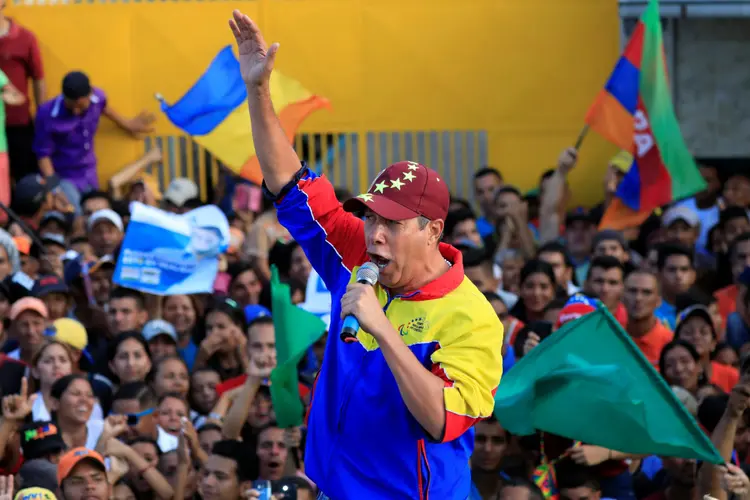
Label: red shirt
xmin=710 ymin=360 xmax=739 ymax=393
xmin=0 ymin=19 xmax=44 ymax=126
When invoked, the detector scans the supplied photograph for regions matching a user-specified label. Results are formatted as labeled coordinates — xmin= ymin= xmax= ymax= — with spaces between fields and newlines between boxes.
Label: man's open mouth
xmin=368 ymin=253 xmax=390 ymax=270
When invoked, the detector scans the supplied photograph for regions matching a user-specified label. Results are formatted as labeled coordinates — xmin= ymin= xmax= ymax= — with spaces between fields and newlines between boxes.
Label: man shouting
xmin=229 ymin=10 xmax=504 ymax=499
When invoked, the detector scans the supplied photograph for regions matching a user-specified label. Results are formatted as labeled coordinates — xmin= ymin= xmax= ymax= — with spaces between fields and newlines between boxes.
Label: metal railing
xmin=143 ymin=130 xmax=489 ymax=204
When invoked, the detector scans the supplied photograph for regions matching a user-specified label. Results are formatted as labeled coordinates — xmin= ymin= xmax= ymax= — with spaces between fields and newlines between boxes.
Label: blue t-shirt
xmin=178 ymin=340 xmax=199 ymax=372
xmin=654 ymin=300 xmax=677 ymax=331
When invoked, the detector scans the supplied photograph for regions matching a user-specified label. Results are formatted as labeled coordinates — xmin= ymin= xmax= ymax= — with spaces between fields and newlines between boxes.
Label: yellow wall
xmin=10 ymin=0 xmax=619 ymax=204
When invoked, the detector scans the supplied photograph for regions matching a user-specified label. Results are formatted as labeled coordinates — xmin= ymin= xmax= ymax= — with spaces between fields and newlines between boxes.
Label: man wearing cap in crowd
xmin=8 ymin=297 xmax=47 ymax=364
xmin=20 ymin=421 xmax=67 ymax=464
xmin=33 ymin=275 xmax=72 ymax=321
xmin=163 ymin=178 xmax=200 ymax=214
xmin=230 ymin=11 xmax=503 ymax=498
xmin=33 ymin=71 xmax=155 ymax=199
xmin=39 ymin=211 xmax=72 ymax=238
xmin=8 ymin=174 xmax=56 ymax=232
xmin=56 ymin=448 xmax=110 ymax=500
xmin=142 ymin=319 xmax=178 ymax=362
xmin=87 ymin=209 xmax=123 ymax=258
xmin=662 ymin=205 xmax=715 ymax=272
xmin=14 ymin=488 xmax=58 ymax=500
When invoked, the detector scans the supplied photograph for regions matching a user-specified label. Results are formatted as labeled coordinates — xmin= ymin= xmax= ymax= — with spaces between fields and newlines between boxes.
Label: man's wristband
xmin=261 ymin=162 xmax=309 ymax=203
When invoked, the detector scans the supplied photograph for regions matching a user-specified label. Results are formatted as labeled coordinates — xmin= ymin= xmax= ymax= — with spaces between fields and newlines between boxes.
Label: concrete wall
xmin=673 ymin=18 xmax=750 ymax=157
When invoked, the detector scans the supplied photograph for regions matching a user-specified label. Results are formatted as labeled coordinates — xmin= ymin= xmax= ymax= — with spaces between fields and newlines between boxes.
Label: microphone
xmin=340 ymin=262 xmax=380 ymax=343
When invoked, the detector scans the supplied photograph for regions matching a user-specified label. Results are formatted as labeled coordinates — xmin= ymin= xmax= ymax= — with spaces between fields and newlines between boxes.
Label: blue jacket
xmin=275 ymin=169 xmax=504 ymax=499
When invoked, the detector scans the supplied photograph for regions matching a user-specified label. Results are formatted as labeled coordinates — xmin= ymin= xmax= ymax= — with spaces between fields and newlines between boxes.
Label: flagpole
xmin=574 ymin=124 xmax=590 ymax=151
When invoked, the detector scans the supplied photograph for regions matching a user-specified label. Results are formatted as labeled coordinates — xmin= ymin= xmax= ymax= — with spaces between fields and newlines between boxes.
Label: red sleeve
xmin=27 ymin=31 xmax=44 ymax=80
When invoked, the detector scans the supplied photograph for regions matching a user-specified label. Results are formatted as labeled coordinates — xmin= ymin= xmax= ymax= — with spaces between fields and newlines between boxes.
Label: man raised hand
xmin=229 ymin=12 xmax=504 ymax=500
xmin=228 ymin=10 xmax=300 ymax=194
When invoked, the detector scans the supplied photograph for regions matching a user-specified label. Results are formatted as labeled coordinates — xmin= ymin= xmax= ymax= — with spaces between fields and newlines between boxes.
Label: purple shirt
xmin=33 ymin=88 xmax=106 ymax=191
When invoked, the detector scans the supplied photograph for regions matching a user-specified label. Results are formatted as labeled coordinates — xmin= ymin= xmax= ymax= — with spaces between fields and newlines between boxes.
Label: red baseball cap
xmin=343 ymin=161 xmax=450 ymax=221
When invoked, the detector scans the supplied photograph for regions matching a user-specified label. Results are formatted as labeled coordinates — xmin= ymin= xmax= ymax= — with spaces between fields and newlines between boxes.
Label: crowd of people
xmin=2 ymin=5 xmax=750 ymax=500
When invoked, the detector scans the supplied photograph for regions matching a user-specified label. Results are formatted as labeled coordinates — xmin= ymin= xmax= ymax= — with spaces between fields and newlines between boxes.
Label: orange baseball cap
xmin=9 ymin=297 xmax=48 ymax=321
xmin=57 ymin=447 xmax=106 ymax=486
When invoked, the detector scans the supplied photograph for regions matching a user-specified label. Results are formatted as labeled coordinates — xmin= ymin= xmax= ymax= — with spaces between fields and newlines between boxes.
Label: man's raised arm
xmin=229 ymin=10 xmax=302 ymax=194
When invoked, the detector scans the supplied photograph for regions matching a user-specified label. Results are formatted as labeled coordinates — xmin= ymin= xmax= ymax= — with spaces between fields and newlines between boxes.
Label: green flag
xmin=269 ymin=265 xmax=326 ymax=428
xmin=494 ymin=307 xmax=722 ymax=464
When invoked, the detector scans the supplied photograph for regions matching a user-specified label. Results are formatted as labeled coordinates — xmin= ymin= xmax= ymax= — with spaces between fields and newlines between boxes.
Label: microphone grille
xmin=357 ymin=262 xmax=380 ymax=285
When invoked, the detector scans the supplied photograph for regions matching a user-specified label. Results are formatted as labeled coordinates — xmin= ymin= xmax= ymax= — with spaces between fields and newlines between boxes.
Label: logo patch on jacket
xmin=398 ymin=317 xmax=430 ymax=338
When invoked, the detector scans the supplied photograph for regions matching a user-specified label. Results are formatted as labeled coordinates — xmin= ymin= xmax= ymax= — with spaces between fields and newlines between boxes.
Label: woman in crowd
xmin=31 ymin=338 xmax=103 ymax=422
xmin=49 ymin=374 xmax=103 ymax=449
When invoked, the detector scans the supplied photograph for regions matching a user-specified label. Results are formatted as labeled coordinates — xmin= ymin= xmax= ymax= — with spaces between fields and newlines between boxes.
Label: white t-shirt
xmin=85 ymin=420 xmax=104 ymax=450
xmin=157 ymin=425 xmax=179 ymax=453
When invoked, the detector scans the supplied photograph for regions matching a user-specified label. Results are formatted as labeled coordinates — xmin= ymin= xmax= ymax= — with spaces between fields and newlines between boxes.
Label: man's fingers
xmin=20 ymin=377 xmax=27 ymax=398
xmin=265 ymin=43 xmax=280 ymax=72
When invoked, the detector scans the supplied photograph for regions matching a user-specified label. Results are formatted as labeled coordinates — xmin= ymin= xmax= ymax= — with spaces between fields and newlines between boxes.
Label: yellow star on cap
xmin=373 ymin=181 xmax=388 ymax=193
xmin=390 ymin=178 xmax=405 ymax=190
xmin=406 ymin=162 xmax=419 ymax=171
xmin=403 ymin=171 xmax=416 ymax=182
xmin=357 ymin=193 xmax=374 ymax=202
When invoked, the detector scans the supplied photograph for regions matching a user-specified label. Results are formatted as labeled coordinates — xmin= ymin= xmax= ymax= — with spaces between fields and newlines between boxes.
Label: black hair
xmin=537 ymin=241 xmax=574 ymax=269
xmin=61 ymin=71 xmax=92 ymax=100
xmin=494 ymin=185 xmax=522 ymax=200
xmin=247 ymin=315 xmax=274 ymax=332
xmin=258 ymin=279 xmax=304 ymax=313
xmin=519 ymin=259 xmax=557 ymax=287
xmin=720 ymin=206 xmax=750 ymax=229
xmin=482 ymin=291 xmax=505 ymax=306
xmin=555 ymin=461 xmax=601 ymax=492
xmin=109 ymin=287 xmax=146 ymax=310
xmin=711 ymin=343 xmax=738 ymax=363
xmin=539 ymin=168 xmax=556 ymax=183
xmin=333 ymin=187 xmax=353 ymax=203
xmin=203 ymin=297 xmax=248 ymax=333
xmin=113 ymin=381 xmax=156 ymax=407
xmin=473 ymin=167 xmax=503 ymax=182
xmin=698 ymin=394 xmax=730 ymax=434
xmin=127 ymin=436 xmax=162 ymax=457
xmin=448 ymin=196 xmax=472 ymax=211
xmin=656 ymin=242 xmax=694 ymax=271
xmin=587 ymin=255 xmax=625 ymax=280
xmin=198 ymin=422 xmax=223 ymax=434
xmin=80 ymin=190 xmax=111 ymax=209
xmin=157 ymin=392 xmax=189 ymax=410
xmin=50 ymin=373 xmax=90 ymax=401
xmin=460 ymin=246 xmax=490 ymax=269
xmin=268 ymin=241 xmax=301 ymax=278
xmin=498 ymin=477 xmax=544 ymax=500
xmin=227 ymin=263 xmax=260 ymax=285
xmin=658 ymin=340 xmax=702 ymax=380
xmin=183 ymin=198 xmax=203 ymax=210
xmin=444 ymin=208 xmax=477 ymax=240
xmin=543 ymin=298 xmax=566 ymax=313
xmin=729 ymin=232 xmax=750 ymax=261
xmin=675 ymin=288 xmax=715 ymax=313
xmin=108 ymin=331 xmax=152 ymax=364
xmin=211 ymin=439 xmax=259 ymax=482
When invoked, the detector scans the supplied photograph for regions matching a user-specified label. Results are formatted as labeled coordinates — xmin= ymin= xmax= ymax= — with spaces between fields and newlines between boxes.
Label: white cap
xmin=662 ymin=205 xmax=700 ymax=228
xmin=164 ymin=178 xmax=199 ymax=207
xmin=142 ymin=319 xmax=178 ymax=342
xmin=87 ymin=209 xmax=124 ymax=232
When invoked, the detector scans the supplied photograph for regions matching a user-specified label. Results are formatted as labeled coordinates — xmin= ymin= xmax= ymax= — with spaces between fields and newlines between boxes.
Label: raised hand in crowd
xmin=95 ymin=414 xmax=129 ymax=453
xmin=181 ymin=417 xmax=208 ymax=465
xmin=523 ymin=332 xmax=540 ymax=356
xmin=1 ymin=378 xmax=36 ymax=423
xmin=721 ymin=463 xmax=750 ymax=499
xmin=0 ymin=475 xmax=13 ymax=500
xmin=126 ymin=111 xmax=156 ymax=136
xmin=568 ymin=444 xmax=611 ymax=466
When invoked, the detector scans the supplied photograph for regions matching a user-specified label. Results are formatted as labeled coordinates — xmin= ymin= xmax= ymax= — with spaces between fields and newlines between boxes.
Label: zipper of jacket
xmin=336 ymin=290 xmax=397 ymax=434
